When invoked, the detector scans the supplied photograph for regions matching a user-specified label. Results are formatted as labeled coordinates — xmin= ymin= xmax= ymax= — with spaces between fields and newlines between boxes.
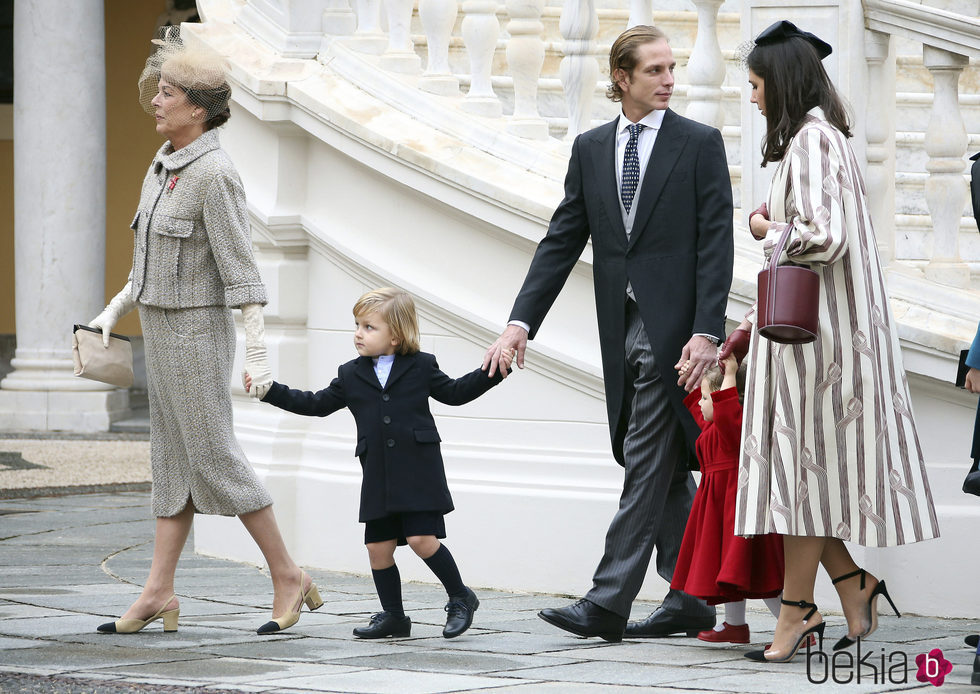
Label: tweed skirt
xmin=140 ymin=304 xmax=274 ymax=517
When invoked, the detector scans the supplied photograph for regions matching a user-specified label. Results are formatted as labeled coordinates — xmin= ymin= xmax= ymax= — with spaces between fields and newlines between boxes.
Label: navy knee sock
xmin=371 ymin=565 xmax=404 ymax=617
xmin=423 ymin=544 xmax=466 ymax=598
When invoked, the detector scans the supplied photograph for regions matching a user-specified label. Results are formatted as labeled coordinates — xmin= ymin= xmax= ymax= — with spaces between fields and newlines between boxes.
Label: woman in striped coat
xmin=720 ymin=21 xmax=939 ymax=663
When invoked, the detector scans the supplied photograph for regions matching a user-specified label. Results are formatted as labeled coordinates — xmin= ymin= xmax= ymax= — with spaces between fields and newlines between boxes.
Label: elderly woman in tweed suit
xmin=89 ymin=36 xmax=319 ymax=636
xmin=719 ymin=21 xmax=939 ymax=663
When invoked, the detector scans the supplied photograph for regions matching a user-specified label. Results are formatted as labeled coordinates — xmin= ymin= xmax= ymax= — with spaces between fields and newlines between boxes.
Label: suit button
xmin=382 ymin=394 xmax=390 ymax=402
xmin=386 ymin=439 xmax=395 ymax=448
xmin=383 ymin=416 xmax=391 ymax=424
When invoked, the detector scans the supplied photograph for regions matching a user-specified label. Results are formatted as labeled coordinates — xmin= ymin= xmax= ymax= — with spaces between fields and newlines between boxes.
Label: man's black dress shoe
xmin=624 ymin=606 xmax=715 ymax=638
xmin=443 ymin=587 xmax=479 ymax=638
xmin=352 ymin=611 xmax=411 ymax=638
xmin=538 ymin=598 xmax=627 ymax=643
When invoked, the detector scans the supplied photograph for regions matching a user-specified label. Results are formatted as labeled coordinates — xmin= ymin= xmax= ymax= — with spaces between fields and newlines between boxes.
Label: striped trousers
xmin=585 ymin=300 xmax=714 ymax=619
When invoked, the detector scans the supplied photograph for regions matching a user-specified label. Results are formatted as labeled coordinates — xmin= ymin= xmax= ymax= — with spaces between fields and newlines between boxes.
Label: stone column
xmin=922 ymin=45 xmax=970 ymax=288
xmin=0 ymin=0 xmax=127 ymax=431
xmin=863 ymin=29 xmax=896 ymax=265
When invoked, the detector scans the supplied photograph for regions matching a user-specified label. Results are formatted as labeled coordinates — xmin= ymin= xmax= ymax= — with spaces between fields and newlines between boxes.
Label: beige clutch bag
xmin=72 ymin=324 xmax=134 ymax=388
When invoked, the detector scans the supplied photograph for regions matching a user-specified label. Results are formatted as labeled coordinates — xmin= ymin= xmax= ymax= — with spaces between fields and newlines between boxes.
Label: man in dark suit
xmin=484 ymin=25 xmax=733 ymax=641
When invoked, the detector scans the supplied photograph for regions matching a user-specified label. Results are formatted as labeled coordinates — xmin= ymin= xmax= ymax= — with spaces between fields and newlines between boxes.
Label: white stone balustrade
xmin=322 ymin=0 xmax=356 ymax=36
xmin=559 ymin=0 xmax=599 ymax=140
xmin=684 ymin=0 xmax=726 ymax=131
xmin=864 ymin=29 xmax=896 ymax=265
xmin=349 ymin=0 xmax=387 ymax=54
xmin=627 ymin=0 xmax=652 ymax=28
xmin=460 ymin=0 xmax=503 ymax=117
xmin=505 ymin=0 xmax=549 ymax=139
xmin=418 ymin=0 xmax=460 ymax=95
xmin=381 ymin=0 xmax=422 ymax=73
xmin=921 ymin=44 xmax=970 ymax=288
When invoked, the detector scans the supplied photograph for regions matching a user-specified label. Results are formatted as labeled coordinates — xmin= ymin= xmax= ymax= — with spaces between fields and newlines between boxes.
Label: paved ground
xmin=0 ymin=438 xmax=977 ymax=693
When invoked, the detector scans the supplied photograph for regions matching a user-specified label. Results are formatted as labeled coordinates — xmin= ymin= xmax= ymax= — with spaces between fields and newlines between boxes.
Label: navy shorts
xmin=364 ymin=511 xmax=447 ymax=545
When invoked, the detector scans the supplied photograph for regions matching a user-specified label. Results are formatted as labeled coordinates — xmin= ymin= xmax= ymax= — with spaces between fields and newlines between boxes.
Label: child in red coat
xmin=670 ymin=353 xmax=783 ymax=644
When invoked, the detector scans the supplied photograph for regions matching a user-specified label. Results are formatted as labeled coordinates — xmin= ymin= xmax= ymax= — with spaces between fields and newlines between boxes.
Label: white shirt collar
xmin=617 ymin=109 xmax=666 ymax=135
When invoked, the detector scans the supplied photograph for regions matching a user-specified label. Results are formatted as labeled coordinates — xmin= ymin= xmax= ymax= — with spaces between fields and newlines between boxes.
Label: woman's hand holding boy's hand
xmin=243 ymin=371 xmax=253 ymax=393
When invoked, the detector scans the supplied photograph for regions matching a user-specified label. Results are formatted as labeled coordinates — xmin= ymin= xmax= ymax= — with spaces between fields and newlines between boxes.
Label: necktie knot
xmin=621 ymin=123 xmax=646 ymax=214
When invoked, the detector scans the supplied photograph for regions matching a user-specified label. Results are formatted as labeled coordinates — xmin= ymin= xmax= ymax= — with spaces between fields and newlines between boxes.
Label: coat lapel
xmin=628 ymin=109 xmax=688 ymax=250
xmin=588 ymin=120 xmax=628 ymax=243
xmin=354 ymin=357 xmax=383 ymax=390
xmin=383 ymin=353 xmax=418 ymax=391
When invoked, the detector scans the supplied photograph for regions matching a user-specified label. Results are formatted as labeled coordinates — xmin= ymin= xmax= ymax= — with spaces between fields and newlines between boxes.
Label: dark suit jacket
xmin=263 ymin=352 xmax=504 ymax=521
xmin=510 ymin=109 xmax=734 ymax=463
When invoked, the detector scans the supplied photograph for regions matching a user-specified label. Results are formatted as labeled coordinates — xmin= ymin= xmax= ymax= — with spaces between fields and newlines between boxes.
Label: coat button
xmin=386 ymin=439 xmax=395 ymax=447
xmin=383 ymin=416 xmax=391 ymax=424
xmin=382 ymin=394 xmax=390 ymax=401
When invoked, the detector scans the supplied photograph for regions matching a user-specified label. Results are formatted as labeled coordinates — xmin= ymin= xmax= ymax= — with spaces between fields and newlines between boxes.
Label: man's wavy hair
xmin=606 ymin=25 xmax=668 ymax=102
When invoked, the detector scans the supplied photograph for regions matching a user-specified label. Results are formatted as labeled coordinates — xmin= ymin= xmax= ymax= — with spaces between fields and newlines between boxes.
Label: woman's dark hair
xmin=747 ymin=36 xmax=851 ymax=166
xmin=185 ymin=83 xmax=232 ymax=130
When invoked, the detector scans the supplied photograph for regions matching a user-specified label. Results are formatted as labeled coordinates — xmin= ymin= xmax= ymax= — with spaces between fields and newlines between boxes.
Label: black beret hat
xmin=755 ymin=20 xmax=832 ymax=59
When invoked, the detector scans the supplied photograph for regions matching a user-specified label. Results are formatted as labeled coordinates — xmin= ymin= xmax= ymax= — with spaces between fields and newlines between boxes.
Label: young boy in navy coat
xmin=247 ymin=288 xmax=512 ymax=639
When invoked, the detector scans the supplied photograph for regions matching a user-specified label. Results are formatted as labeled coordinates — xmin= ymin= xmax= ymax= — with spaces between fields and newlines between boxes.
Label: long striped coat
xmin=735 ymin=108 xmax=939 ymax=547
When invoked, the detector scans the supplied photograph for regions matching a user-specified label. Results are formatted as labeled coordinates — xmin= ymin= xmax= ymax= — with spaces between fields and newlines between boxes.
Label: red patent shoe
xmin=698 ymin=621 xmax=750 ymax=644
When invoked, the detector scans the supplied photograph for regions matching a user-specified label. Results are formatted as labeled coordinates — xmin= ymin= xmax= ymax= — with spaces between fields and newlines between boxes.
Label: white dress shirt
xmin=614 ymin=109 xmax=665 ymax=205
xmin=373 ymin=354 xmax=395 ymax=387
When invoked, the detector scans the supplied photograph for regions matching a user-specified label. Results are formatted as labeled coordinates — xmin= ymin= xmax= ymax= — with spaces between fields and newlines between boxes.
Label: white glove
xmin=241 ymin=303 xmax=272 ymax=400
xmin=89 ymin=282 xmax=136 ymax=348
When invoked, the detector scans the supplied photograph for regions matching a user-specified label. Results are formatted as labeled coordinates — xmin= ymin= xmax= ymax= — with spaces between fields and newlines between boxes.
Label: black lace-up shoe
xmin=443 ymin=587 xmax=479 ymax=638
xmin=352 ymin=611 xmax=411 ymax=639
xmin=538 ymin=598 xmax=627 ymax=642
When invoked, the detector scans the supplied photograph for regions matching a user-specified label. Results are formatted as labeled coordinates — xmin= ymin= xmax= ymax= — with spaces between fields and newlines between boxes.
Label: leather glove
xmin=241 ymin=303 xmax=272 ymax=400
xmin=89 ymin=282 xmax=136 ymax=348
xmin=718 ymin=328 xmax=751 ymax=370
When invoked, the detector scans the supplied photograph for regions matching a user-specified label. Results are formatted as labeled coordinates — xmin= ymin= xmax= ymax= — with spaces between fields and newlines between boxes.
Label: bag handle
xmin=763 ymin=223 xmax=796 ymax=327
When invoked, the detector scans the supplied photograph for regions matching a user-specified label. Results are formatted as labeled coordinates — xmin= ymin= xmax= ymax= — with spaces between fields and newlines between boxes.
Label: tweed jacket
xmin=262 ymin=352 xmax=504 ymax=522
xmin=128 ymin=129 xmax=267 ymax=309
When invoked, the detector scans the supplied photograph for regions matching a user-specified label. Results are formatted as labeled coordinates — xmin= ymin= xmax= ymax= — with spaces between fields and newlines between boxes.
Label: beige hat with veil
xmin=137 ymin=27 xmax=232 ymax=127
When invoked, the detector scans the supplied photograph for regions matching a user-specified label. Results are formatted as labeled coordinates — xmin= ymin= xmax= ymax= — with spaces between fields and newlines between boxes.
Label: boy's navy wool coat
xmin=263 ymin=351 xmax=504 ymax=522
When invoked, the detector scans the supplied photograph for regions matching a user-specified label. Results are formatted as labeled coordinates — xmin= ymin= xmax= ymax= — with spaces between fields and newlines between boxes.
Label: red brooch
xmin=168 ymin=175 xmax=179 ymax=191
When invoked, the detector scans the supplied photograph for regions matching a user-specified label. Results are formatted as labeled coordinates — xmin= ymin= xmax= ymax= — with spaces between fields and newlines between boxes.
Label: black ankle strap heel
xmin=831 ymin=567 xmax=901 ymax=651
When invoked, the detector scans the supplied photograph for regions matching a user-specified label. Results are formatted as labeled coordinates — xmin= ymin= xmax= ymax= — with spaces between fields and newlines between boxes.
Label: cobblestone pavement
xmin=0 ymin=476 xmax=976 ymax=691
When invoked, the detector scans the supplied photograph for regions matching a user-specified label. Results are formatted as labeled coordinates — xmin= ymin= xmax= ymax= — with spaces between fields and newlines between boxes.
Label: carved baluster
xmin=864 ymin=30 xmax=895 ymax=265
xmin=381 ymin=0 xmax=421 ymax=72
xmin=350 ymin=0 xmax=387 ymax=54
xmin=559 ymin=0 xmax=598 ymax=140
xmin=627 ymin=0 xmax=651 ymax=28
xmin=322 ymin=0 xmax=356 ymax=36
xmin=922 ymin=45 xmax=970 ymax=287
xmin=460 ymin=0 xmax=502 ymax=117
xmin=506 ymin=0 xmax=548 ymax=139
xmin=419 ymin=0 xmax=460 ymax=95
xmin=684 ymin=0 xmax=725 ymax=131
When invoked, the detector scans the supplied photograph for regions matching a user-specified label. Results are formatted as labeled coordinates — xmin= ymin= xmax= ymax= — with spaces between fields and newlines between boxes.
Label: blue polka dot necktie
xmin=621 ymin=123 xmax=646 ymax=214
